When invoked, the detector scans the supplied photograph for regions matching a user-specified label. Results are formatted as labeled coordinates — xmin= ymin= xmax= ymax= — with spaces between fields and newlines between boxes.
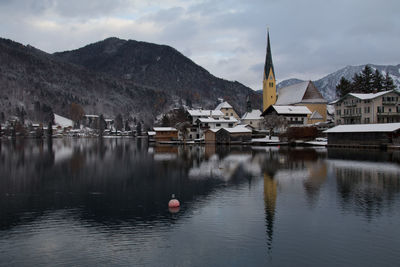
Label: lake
xmin=0 ymin=138 xmax=400 ymax=266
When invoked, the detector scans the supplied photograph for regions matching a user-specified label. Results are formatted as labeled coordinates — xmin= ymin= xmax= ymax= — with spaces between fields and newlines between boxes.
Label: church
xmin=260 ymin=31 xmax=327 ymax=124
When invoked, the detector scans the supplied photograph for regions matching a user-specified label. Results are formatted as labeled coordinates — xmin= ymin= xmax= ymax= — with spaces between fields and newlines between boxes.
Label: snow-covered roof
xmin=276 ymin=81 xmax=327 ymax=105
xmin=241 ymin=109 xmax=262 ymax=120
xmin=332 ymin=90 xmax=399 ymax=104
xmin=223 ymin=125 xmax=252 ymax=133
xmin=324 ymin=123 xmax=400 ymax=133
xmin=272 ymin=105 xmax=312 ymax=115
xmin=310 ymin=111 xmax=323 ymax=120
xmin=188 ymin=109 xmax=224 ymax=117
xmin=147 ymin=131 xmax=156 ymax=136
xmin=276 ymin=81 xmax=309 ymax=105
xmin=349 ymin=90 xmax=396 ymax=100
xmin=206 ymin=125 xmax=252 ymax=134
xmin=198 ymin=117 xmax=238 ymax=123
xmin=153 ymin=127 xmax=178 ymax=132
xmin=215 ymin=101 xmax=233 ymax=110
xmin=84 ymin=115 xmax=99 ymax=118
xmin=54 ymin=114 xmax=73 ymax=128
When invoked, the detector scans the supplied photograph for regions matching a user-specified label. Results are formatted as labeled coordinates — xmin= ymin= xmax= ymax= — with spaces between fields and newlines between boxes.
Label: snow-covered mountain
xmin=277 ymin=64 xmax=400 ymax=102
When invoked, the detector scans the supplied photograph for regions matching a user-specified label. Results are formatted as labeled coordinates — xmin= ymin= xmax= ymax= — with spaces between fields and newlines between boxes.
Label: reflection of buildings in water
xmin=303 ymin=162 xmax=327 ymax=205
xmin=264 ymin=173 xmax=277 ymax=252
xmin=331 ymin=159 xmax=400 ymax=219
xmin=257 ymin=148 xmax=328 ymax=206
xmin=188 ymin=152 xmax=260 ymax=181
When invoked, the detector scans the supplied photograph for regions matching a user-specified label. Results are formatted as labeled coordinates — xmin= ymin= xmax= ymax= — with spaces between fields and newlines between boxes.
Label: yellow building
xmin=262 ymin=30 xmax=277 ymax=112
xmin=275 ymin=81 xmax=328 ymax=124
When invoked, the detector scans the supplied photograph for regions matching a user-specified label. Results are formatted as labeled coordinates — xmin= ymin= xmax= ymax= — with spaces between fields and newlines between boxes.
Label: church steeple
xmin=262 ymin=29 xmax=277 ymax=112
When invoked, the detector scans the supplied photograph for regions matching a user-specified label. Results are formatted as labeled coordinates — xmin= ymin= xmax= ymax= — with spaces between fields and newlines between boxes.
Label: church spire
xmin=264 ymin=29 xmax=275 ymax=79
xmin=262 ymin=28 xmax=277 ymax=111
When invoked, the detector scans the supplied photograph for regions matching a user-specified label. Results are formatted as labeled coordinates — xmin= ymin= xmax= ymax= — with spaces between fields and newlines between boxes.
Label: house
xmin=186 ymin=109 xmax=237 ymax=140
xmin=83 ymin=115 xmax=99 ymax=128
xmin=204 ymin=125 xmax=252 ymax=144
xmin=275 ymin=81 xmax=328 ymax=123
xmin=187 ymin=109 xmax=224 ymax=124
xmin=261 ymin=105 xmax=312 ymax=125
xmin=324 ymin=123 xmax=400 ymax=146
xmin=153 ymin=127 xmax=179 ymax=142
xmin=214 ymin=101 xmax=240 ymax=120
xmin=331 ymin=90 xmax=400 ymax=125
xmin=241 ymin=109 xmax=263 ymax=130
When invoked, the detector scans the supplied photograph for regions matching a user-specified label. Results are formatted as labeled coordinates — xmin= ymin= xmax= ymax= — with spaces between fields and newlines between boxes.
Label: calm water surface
xmin=0 ymin=139 xmax=400 ymax=266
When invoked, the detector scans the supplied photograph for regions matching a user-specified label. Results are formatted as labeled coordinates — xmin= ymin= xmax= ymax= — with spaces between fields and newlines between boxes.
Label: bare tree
xmin=263 ymin=114 xmax=287 ymax=139
xmin=70 ymin=103 xmax=85 ymax=128
xmin=176 ymin=121 xmax=191 ymax=142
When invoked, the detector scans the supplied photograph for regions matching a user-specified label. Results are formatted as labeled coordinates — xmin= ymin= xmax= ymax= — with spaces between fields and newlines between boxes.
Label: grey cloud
xmin=0 ymin=0 xmax=400 ymax=90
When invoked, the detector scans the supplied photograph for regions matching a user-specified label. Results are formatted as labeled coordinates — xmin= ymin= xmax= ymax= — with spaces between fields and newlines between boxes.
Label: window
xmin=226 ymin=113 xmax=228 ymax=116
xmin=216 ymin=123 xmax=221 ymax=127
xmin=228 ymin=123 xmax=233 ymax=127
xmin=269 ymin=82 xmax=274 ymax=87
xmin=230 ymin=113 xmax=233 ymax=116
xmin=250 ymin=121 xmax=253 ymax=125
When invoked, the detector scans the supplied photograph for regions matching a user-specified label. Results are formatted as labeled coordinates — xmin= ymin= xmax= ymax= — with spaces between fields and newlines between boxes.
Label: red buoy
xmin=168 ymin=194 xmax=180 ymax=208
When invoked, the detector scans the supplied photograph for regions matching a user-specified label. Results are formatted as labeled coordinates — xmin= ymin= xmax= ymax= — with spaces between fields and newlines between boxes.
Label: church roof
xmin=264 ymin=31 xmax=275 ymax=78
xmin=276 ymin=81 xmax=327 ymax=105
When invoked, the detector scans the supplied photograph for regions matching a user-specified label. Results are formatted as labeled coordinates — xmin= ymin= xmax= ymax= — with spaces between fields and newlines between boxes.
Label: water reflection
xmin=1 ymin=140 xmax=400 ymax=266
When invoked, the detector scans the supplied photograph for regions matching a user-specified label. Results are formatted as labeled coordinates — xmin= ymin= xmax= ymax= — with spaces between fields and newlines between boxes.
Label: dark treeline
xmin=336 ymin=65 xmax=396 ymax=97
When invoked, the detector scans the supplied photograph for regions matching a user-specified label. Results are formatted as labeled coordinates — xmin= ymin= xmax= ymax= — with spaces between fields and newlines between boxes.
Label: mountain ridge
xmin=0 ymin=37 xmax=261 ymax=126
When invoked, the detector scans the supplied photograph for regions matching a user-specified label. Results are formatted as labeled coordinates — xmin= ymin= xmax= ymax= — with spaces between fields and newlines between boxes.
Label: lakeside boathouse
xmin=324 ymin=123 xmax=400 ymax=147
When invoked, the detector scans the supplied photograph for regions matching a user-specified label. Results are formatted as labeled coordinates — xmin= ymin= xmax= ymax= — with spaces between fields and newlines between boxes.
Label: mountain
xmin=0 ymin=37 xmax=260 ymax=126
xmin=0 ymin=38 xmax=171 ymax=125
xmin=313 ymin=64 xmax=400 ymax=101
xmin=275 ymin=64 xmax=400 ymax=102
xmin=53 ymin=37 xmax=261 ymax=115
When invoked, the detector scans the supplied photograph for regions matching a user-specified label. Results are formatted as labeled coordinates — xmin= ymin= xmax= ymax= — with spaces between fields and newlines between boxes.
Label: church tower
xmin=262 ymin=30 xmax=276 ymax=111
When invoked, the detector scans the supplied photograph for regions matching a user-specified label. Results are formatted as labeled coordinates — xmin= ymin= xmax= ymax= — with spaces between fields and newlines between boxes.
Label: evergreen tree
xmin=161 ymin=115 xmax=170 ymax=127
xmin=98 ymin=114 xmax=106 ymax=137
xmin=125 ymin=120 xmax=130 ymax=131
xmin=360 ymin=65 xmax=374 ymax=92
xmin=372 ymin=69 xmax=384 ymax=92
xmin=336 ymin=77 xmax=352 ymax=97
xmin=351 ymin=73 xmax=364 ymax=93
xmin=382 ymin=72 xmax=396 ymax=91
xmin=47 ymin=120 xmax=53 ymax=137
xmin=136 ymin=122 xmax=142 ymax=136
xmin=114 ymin=113 xmax=123 ymax=132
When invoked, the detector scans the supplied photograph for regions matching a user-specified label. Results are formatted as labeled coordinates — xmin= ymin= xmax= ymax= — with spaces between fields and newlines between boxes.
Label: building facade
xmin=215 ymin=101 xmax=240 ymax=120
xmin=333 ymin=90 xmax=400 ymax=124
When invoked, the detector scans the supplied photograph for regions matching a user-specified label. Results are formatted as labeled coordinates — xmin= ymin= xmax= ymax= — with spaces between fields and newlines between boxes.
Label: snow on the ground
xmin=54 ymin=114 xmax=73 ymax=128
xmin=252 ymin=136 xmax=280 ymax=143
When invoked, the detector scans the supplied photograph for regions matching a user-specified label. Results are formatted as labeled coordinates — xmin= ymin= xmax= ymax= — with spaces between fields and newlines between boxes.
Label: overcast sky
xmin=1 ymin=0 xmax=399 ymax=90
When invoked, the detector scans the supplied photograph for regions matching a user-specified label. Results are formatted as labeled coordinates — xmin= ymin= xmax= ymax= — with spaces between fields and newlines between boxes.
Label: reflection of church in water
xmin=260 ymin=147 xmax=328 ymax=252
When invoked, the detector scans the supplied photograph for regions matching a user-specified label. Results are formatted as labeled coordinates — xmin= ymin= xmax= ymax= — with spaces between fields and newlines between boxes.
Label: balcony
xmin=344 ymin=103 xmax=357 ymax=107
xmin=341 ymin=113 xmax=361 ymax=118
xmin=382 ymin=100 xmax=398 ymax=105
xmin=377 ymin=112 xmax=400 ymax=116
